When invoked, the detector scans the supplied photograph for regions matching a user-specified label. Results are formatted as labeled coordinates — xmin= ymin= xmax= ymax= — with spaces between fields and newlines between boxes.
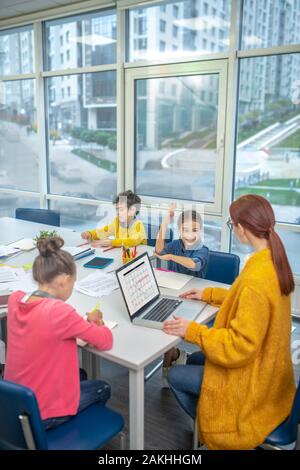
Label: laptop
xmin=116 ymin=252 xmax=206 ymax=329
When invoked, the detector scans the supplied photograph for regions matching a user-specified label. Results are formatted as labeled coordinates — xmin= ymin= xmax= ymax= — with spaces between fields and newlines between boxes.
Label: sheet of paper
xmin=5 ymin=269 xmax=37 ymax=294
xmin=0 ymin=266 xmax=19 ymax=283
xmin=9 ymin=238 xmax=35 ymax=251
xmin=154 ymin=269 xmax=191 ymax=290
xmin=75 ymin=271 xmax=119 ymax=297
xmin=292 ymin=326 xmax=296 ymax=333
xmin=0 ymin=245 xmax=21 ymax=258
xmin=9 ymin=277 xmax=37 ymax=293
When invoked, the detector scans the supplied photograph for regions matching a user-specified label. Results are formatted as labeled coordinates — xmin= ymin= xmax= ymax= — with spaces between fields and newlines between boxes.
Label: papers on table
xmin=0 ymin=267 xmax=37 ymax=293
xmin=75 ymin=271 xmax=119 ymax=297
xmin=9 ymin=238 xmax=35 ymax=251
xmin=154 ymin=268 xmax=191 ymax=290
xmin=0 ymin=266 xmax=19 ymax=283
xmin=0 ymin=245 xmax=21 ymax=259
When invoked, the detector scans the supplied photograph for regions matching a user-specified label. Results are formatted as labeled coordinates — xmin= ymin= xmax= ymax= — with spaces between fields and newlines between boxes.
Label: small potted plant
xmin=33 ymin=230 xmax=58 ymax=245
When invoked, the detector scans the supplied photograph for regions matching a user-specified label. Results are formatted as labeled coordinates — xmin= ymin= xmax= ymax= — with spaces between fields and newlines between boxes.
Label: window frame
xmin=124 ymin=59 xmax=228 ymax=216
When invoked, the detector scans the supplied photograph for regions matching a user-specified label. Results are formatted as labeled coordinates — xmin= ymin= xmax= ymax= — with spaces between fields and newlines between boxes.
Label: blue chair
xmin=0 ymin=379 xmax=125 ymax=450
xmin=261 ymin=378 xmax=300 ymax=450
xmin=204 ymin=250 xmax=240 ymax=285
xmin=16 ymin=208 xmax=60 ymax=227
xmin=203 ymin=250 xmax=240 ymax=328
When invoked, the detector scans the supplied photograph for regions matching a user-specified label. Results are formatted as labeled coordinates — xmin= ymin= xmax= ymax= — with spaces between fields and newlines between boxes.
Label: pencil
xmin=103 ymin=246 xmax=115 ymax=252
xmin=91 ymin=302 xmax=100 ymax=312
xmin=77 ymin=241 xmax=90 ymax=247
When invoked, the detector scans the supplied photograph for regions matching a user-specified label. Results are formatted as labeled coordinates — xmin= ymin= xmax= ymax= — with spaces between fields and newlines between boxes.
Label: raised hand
xmin=163 ymin=203 xmax=176 ymax=225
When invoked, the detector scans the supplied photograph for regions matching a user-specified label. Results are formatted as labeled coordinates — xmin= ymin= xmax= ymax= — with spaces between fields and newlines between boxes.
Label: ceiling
xmin=0 ymin=0 xmax=95 ymax=21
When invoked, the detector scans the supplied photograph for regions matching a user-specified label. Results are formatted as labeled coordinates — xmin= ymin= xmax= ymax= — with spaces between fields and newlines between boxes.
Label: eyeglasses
xmin=226 ymin=218 xmax=234 ymax=230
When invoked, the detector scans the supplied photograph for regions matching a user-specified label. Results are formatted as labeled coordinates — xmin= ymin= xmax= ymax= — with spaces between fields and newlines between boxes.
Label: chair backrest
xmin=16 ymin=208 xmax=60 ymax=227
xmin=0 ymin=379 xmax=48 ymax=450
xmin=204 ymin=250 xmax=240 ymax=285
xmin=289 ymin=378 xmax=300 ymax=431
xmin=144 ymin=223 xmax=173 ymax=247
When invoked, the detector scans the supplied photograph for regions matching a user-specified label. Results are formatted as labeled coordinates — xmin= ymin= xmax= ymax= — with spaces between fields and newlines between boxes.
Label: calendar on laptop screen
xmin=117 ymin=254 xmax=159 ymax=317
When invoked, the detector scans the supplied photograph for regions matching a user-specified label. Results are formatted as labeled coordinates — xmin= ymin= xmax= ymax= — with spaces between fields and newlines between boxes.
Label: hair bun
xmin=37 ymin=236 xmax=64 ymax=257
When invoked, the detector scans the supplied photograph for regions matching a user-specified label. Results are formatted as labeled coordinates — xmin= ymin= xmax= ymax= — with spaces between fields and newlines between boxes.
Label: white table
xmin=0 ymin=217 xmax=221 ymax=449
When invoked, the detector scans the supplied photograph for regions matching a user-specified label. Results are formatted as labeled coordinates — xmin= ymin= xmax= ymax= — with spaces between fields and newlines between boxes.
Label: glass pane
xmin=47 ymin=72 xmax=117 ymax=200
xmin=0 ymin=26 xmax=34 ymax=75
xmin=231 ymin=228 xmax=300 ymax=275
xmin=128 ymin=0 xmax=231 ymax=62
xmin=241 ymin=0 xmax=300 ymax=50
xmin=203 ymin=219 xmax=222 ymax=250
xmin=134 ymin=74 xmax=219 ymax=202
xmin=45 ymin=9 xmax=116 ymax=71
xmin=277 ymin=228 xmax=300 ymax=275
xmin=235 ymin=54 xmax=300 ymax=224
xmin=0 ymin=193 xmax=39 ymax=218
xmin=50 ymin=199 xmax=99 ymax=231
xmin=0 ymin=80 xmax=38 ymax=191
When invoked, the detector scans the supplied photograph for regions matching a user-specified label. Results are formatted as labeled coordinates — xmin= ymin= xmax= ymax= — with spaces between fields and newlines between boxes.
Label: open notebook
xmin=9 ymin=238 xmax=35 ymax=251
xmin=76 ymin=320 xmax=117 ymax=347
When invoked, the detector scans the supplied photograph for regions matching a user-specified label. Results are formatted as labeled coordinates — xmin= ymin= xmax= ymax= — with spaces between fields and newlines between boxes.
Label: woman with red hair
xmin=164 ymin=195 xmax=296 ymax=450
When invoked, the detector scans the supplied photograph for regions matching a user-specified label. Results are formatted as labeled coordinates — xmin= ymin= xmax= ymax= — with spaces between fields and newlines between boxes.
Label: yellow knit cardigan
xmin=185 ymin=248 xmax=295 ymax=450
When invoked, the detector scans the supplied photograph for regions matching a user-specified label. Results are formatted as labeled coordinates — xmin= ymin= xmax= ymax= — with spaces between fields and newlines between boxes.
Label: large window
xmin=0 ymin=79 xmax=38 ymax=191
xmin=235 ymin=54 xmax=300 ymax=224
xmin=128 ymin=0 xmax=231 ymax=62
xmin=44 ymin=9 xmax=117 ymax=220
xmin=134 ymin=74 xmax=220 ymax=202
xmin=47 ymin=71 xmax=117 ymax=201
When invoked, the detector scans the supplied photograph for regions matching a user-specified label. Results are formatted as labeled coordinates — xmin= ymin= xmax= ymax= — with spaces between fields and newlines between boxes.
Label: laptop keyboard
xmin=143 ymin=298 xmax=183 ymax=323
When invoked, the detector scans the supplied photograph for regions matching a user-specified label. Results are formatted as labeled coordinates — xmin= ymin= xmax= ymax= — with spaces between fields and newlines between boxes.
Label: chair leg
xmin=119 ymin=432 xmax=126 ymax=450
xmin=259 ymin=442 xmax=296 ymax=450
xmin=144 ymin=359 xmax=164 ymax=382
xmin=19 ymin=415 xmax=37 ymax=450
xmin=193 ymin=419 xmax=198 ymax=450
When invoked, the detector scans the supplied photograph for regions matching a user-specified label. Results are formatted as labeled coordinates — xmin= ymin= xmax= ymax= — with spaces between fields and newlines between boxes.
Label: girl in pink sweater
xmin=5 ymin=237 xmax=113 ymax=430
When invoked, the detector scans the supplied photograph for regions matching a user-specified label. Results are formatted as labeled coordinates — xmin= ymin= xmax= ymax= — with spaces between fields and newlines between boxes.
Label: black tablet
xmin=83 ymin=257 xmax=114 ymax=269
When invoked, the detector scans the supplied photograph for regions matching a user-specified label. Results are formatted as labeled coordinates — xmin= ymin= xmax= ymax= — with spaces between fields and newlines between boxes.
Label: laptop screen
xmin=116 ymin=253 xmax=160 ymax=318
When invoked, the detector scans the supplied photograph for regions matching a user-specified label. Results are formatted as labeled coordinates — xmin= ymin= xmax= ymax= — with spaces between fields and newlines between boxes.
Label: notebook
xmin=9 ymin=238 xmax=35 ymax=251
xmin=154 ymin=268 xmax=191 ymax=290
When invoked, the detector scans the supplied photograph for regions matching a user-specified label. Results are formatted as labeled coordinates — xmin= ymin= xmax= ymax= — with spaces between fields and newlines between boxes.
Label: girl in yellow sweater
xmin=164 ymin=194 xmax=296 ymax=450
